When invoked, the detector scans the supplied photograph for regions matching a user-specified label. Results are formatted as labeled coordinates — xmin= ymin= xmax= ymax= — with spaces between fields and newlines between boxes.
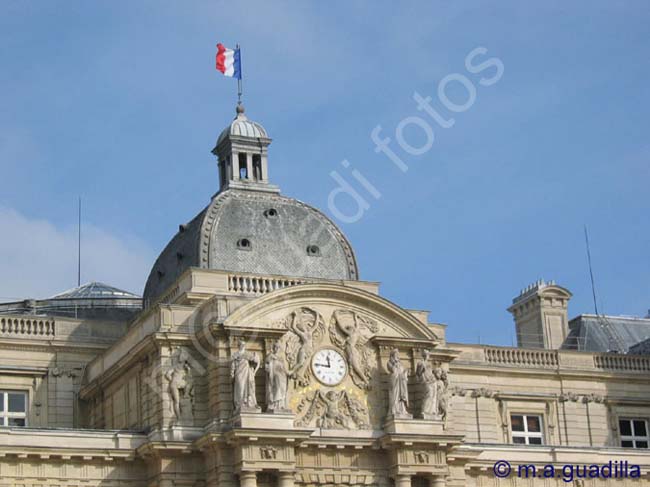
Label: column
xmin=230 ymin=152 xmax=239 ymax=181
xmin=277 ymin=471 xmax=295 ymax=487
xmin=246 ymin=153 xmax=253 ymax=181
xmin=430 ymin=475 xmax=446 ymax=487
xmin=239 ymin=471 xmax=257 ymax=487
xmin=395 ymin=475 xmax=411 ymax=487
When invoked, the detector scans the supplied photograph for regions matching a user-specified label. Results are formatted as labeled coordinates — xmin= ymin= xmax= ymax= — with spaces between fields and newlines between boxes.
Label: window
xmin=0 ymin=391 xmax=27 ymax=427
xmin=620 ymin=419 xmax=649 ymax=448
xmin=237 ymin=238 xmax=252 ymax=251
xmin=306 ymin=245 xmax=321 ymax=257
xmin=511 ymin=414 xmax=543 ymax=445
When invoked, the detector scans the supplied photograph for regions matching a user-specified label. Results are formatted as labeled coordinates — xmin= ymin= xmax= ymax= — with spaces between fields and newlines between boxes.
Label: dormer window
xmin=307 ymin=245 xmax=321 ymax=257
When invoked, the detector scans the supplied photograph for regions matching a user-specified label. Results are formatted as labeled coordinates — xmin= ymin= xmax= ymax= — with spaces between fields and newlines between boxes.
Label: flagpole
xmin=236 ymin=43 xmax=242 ymax=106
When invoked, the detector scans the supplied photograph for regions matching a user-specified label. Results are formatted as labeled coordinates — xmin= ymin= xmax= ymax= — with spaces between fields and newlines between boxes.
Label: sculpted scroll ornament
xmin=329 ymin=310 xmax=380 ymax=389
xmin=296 ymin=389 xmax=370 ymax=429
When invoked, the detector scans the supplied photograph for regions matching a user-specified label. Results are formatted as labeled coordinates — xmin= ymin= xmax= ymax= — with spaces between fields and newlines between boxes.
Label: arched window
xmin=239 ymin=153 xmax=248 ymax=179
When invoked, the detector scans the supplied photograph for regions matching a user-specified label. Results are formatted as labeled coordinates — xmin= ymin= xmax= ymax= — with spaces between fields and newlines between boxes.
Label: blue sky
xmin=1 ymin=1 xmax=648 ymax=345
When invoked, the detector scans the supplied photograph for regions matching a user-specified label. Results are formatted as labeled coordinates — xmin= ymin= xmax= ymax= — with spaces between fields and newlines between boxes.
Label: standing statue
xmin=230 ymin=338 xmax=261 ymax=413
xmin=387 ymin=348 xmax=411 ymax=418
xmin=415 ymin=349 xmax=438 ymax=419
xmin=165 ymin=347 xmax=194 ymax=421
xmin=265 ymin=341 xmax=289 ymax=412
xmin=435 ymin=366 xmax=449 ymax=421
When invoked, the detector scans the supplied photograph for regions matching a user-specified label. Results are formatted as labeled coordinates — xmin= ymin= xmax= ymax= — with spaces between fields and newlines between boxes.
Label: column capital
xmin=239 ymin=470 xmax=257 ymax=487
xmin=394 ymin=474 xmax=412 ymax=487
xmin=277 ymin=470 xmax=295 ymax=487
xmin=430 ymin=475 xmax=446 ymax=487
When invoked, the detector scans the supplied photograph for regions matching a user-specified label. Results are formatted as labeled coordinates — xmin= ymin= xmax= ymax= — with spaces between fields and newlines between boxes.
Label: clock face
xmin=311 ymin=348 xmax=347 ymax=386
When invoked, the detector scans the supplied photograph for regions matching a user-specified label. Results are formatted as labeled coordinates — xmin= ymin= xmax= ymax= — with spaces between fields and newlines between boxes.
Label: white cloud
xmin=0 ymin=206 xmax=154 ymax=301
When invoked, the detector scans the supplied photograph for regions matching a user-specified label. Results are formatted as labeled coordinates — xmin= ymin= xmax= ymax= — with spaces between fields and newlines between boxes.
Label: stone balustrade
xmin=593 ymin=352 xmax=650 ymax=371
xmin=0 ymin=316 xmax=56 ymax=337
xmin=227 ymin=274 xmax=309 ymax=295
xmin=457 ymin=344 xmax=650 ymax=375
xmin=484 ymin=347 xmax=559 ymax=368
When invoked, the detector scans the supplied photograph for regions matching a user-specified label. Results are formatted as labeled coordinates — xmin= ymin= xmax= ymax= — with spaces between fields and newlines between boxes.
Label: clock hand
xmin=314 ymin=362 xmax=330 ymax=367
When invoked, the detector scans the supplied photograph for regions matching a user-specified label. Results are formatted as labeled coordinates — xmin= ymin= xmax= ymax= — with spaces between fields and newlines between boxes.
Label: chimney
xmin=507 ymin=279 xmax=572 ymax=349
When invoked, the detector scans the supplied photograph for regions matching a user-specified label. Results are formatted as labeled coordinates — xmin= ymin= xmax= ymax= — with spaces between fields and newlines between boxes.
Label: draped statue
xmin=387 ymin=348 xmax=411 ymax=418
xmin=265 ymin=341 xmax=289 ymax=412
xmin=415 ymin=349 xmax=438 ymax=419
xmin=435 ymin=366 xmax=449 ymax=421
xmin=230 ymin=338 xmax=261 ymax=413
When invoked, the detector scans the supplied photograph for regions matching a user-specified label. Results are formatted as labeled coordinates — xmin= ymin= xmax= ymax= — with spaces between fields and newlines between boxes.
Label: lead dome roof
xmin=216 ymin=106 xmax=268 ymax=146
xmin=143 ymin=190 xmax=359 ymax=305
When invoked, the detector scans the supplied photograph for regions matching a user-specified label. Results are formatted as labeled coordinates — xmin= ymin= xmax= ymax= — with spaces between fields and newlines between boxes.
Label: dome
xmin=50 ymin=282 xmax=140 ymax=300
xmin=143 ymin=189 xmax=359 ymax=305
xmin=216 ymin=105 xmax=268 ymax=147
xmin=0 ymin=281 xmax=142 ymax=321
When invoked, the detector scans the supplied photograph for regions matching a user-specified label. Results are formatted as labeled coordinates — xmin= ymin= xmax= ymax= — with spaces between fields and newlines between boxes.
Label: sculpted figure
xmin=435 ymin=366 xmax=449 ymax=420
xmin=265 ymin=341 xmax=289 ymax=412
xmin=165 ymin=348 xmax=194 ymax=420
xmin=289 ymin=310 xmax=314 ymax=381
xmin=230 ymin=338 xmax=260 ymax=413
xmin=415 ymin=349 xmax=437 ymax=418
xmin=387 ymin=348 xmax=411 ymax=418
xmin=330 ymin=310 xmax=379 ymax=388
xmin=296 ymin=389 xmax=369 ymax=430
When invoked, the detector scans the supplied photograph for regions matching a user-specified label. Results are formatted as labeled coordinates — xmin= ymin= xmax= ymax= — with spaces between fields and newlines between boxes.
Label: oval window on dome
xmin=264 ymin=208 xmax=278 ymax=218
xmin=237 ymin=238 xmax=252 ymax=251
xmin=306 ymin=245 xmax=321 ymax=257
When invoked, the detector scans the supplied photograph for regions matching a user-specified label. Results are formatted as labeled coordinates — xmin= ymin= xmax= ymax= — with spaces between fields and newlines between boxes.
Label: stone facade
xmin=1 ymin=107 xmax=650 ymax=486
xmin=2 ymin=269 xmax=650 ymax=486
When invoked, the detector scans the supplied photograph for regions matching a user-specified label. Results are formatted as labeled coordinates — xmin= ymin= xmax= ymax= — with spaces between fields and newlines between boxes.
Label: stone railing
xmin=593 ymin=353 xmax=650 ymax=372
xmin=227 ymin=274 xmax=310 ymax=295
xmin=0 ymin=316 xmax=56 ymax=337
xmin=484 ymin=347 xmax=559 ymax=368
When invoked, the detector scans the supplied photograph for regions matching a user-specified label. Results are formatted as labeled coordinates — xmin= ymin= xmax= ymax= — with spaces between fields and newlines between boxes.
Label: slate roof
xmin=142 ymin=189 xmax=359 ymax=306
xmin=562 ymin=314 xmax=650 ymax=353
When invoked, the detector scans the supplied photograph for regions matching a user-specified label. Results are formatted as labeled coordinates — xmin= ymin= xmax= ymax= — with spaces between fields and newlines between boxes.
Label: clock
xmin=311 ymin=348 xmax=347 ymax=386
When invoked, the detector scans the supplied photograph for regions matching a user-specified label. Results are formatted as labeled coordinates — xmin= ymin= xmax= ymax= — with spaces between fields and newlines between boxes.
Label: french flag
xmin=216 ymin=43 xmax=241 ymax=80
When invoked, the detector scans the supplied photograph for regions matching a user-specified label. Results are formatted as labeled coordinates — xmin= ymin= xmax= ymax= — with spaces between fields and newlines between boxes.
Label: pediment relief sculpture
xmin=278 ymin=307 xmax=326 ymax=387
xmin=329 ymin=309 xmax=381 ymax=389
xmin=295 ymin=388 xmax=369 ymax=430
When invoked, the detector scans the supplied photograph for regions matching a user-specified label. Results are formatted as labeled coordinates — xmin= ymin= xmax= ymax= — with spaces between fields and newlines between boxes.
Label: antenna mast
xmin=583 ymin=225 xmax=599 ymax=315
xmin=77 ymin=197 xmax=82 ymax=287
